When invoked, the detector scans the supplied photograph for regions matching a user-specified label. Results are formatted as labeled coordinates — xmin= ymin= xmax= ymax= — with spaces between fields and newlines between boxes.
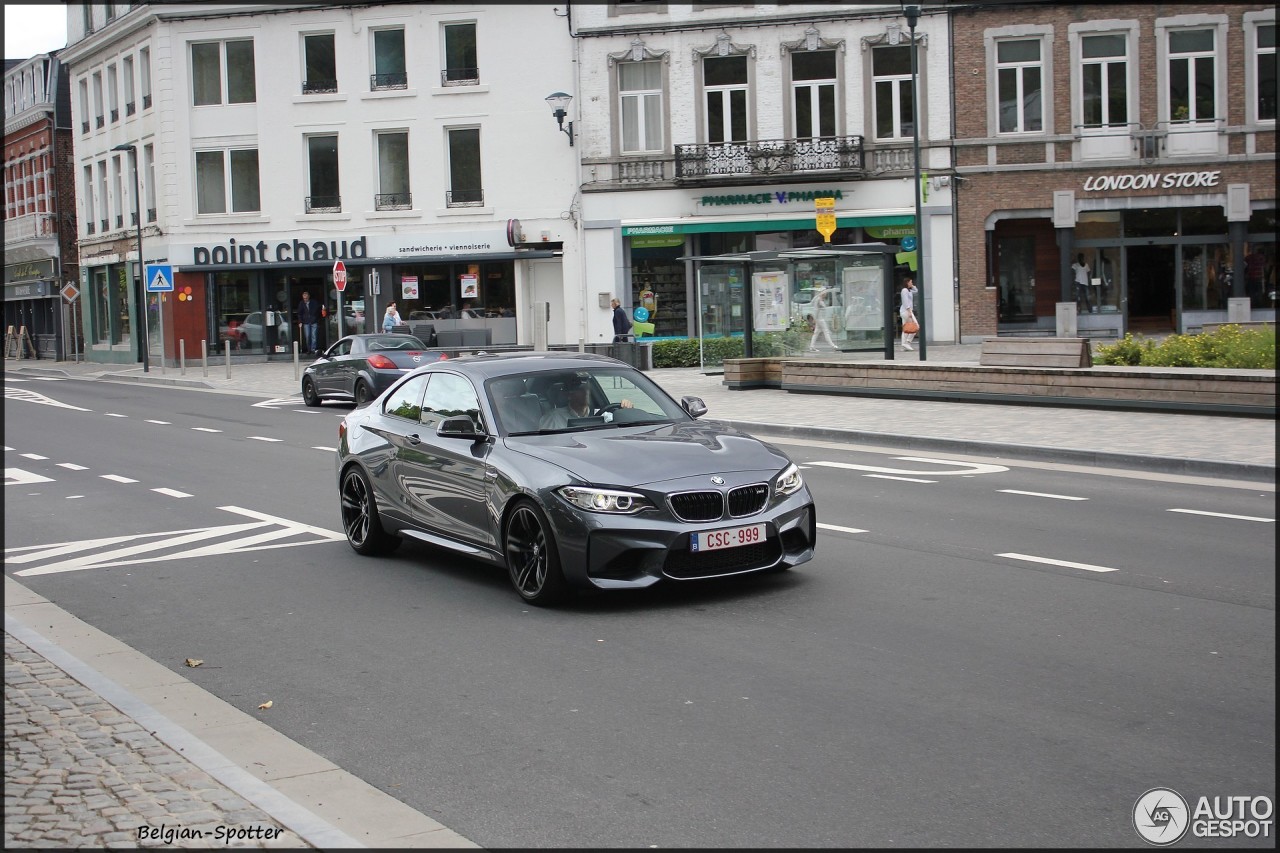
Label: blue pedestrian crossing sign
xmin=145 ymin=264 xmax=174 ymax=292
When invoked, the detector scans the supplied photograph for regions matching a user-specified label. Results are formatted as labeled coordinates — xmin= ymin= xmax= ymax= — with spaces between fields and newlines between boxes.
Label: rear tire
xmin=504 ymin=500 xmax=568 ymax=606
xmin=340 ymin=466 xmax=400 ymax=556
xmin=302 ymin=377 xmax=321 ymax=407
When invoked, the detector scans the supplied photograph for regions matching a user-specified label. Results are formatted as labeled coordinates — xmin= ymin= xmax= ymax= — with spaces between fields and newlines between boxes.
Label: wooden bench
xmin=979 ymin=336 xmax=1091 ymax=368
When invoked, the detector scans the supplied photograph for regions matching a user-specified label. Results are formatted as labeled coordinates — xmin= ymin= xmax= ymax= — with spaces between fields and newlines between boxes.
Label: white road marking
xmin=1168 ymin=508 xmax=1274 ymax=523
xmin=152 ymin=488 xmax=193 ymax=498
xmin=5 ymin=468 xmax=55 ymax=485
xmin=998 ymin=489 xmax=1088 ymax=501
xmin=57 ymin=463 xmax=89 ymax=470
xmin=3 ymin=386 xmax=90 ymax=411
xmin=817 ymin=522 xmax=869 ymax=535
xmin=67 ymin=495 xmax=84 ymax=499
xmin=311 ymin=446 xmax=337 ymax=452
xmin=191 ymin=427 xmax=222 ymax=433
xmin=100 ymin=474 xmax=138 ymax=483
xmin=997 ymin=553 xmax=1119 ymax=573
xmin=811 ymin=457 xmax=1009 ymax=477
xmin=105 ymin=413 xmax=127 ymax=418
xmin=865 ymin=474 xmax=936 ymax=483
xmin=144 ymin=419 xmax=172 ymax=425
xmin=247 ymin=436 xmax=283 ymax=442
xmin=2 ymin=445 xmax=12 ymax=451
xmin=253 ymin=397 xmax=306 ymax=409
xmin=35 ymin=377 xmax=65 ymax=381
xmin=20 ymin=453 xmax=48 ymax=460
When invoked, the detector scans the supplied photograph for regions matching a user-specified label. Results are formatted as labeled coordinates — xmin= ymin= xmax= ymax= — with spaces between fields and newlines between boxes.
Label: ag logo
xmin=1134 ymin=788 xmax=1190 ymax=845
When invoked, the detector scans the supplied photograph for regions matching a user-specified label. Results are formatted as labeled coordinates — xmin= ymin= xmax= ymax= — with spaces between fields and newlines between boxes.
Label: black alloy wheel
xmin=340 ymin=466 xmax=399 ymax=555
xmin=504 ymin=500 xmax=568 ymax=605
xmin=302 ymin=377 xmax=321 ymax=407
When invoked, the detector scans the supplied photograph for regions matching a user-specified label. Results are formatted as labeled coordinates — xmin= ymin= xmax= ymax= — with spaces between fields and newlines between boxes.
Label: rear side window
xmin=383 ymin=374 xmax=428 ymax=421
xmin=420 ymin=372 xmax=484 ymax=430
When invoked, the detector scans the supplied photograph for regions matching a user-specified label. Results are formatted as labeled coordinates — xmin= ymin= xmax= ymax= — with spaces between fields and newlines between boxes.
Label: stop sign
xmin=332 ymin=259 xmax=348 ymax=292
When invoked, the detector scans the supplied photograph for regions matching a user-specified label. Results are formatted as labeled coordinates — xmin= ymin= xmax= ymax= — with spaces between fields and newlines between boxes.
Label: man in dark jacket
xmin=297 ymin=291 xmax=321 ymax=354
xmin=611 ymin=297 xmax=632 ymax=342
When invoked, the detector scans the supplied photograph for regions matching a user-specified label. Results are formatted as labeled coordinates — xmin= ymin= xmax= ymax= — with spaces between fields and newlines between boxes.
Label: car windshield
xmin=489 ymin=367 xmax=691 ymax=436
xmin=366 ymin=335 xmax=427 ymax=351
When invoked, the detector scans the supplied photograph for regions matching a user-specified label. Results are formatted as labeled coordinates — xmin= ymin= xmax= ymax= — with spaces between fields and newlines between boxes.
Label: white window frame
xmin=92 ymin=71 xmax=104 ymax=127
xmin=871 ymin=44 xmax=914 ymax=141
xmin=305 ymin=134 xmax=341 ymax=212
xmin=1155 ymin=14 xmax=1226 ymax=126
xmin=139 ymin=46 xmax=152 ymax=108
xmin=617 ymin=59 xmax=665 ymax=154
xmin=1244 ymin=9 xmax=1276 ymax=126
xmin=441 ymin=21 xmax=478 ymax=86
xmin=374 ymin=129 xmax=411 ymax=209
xmin=106 ymin=63 xmax=119 ymax=122
xmin=985 ymin=25 xmax=1053 ymax=137
xmin=122 ymin=55 xmax=135 ymax=115
xmin=370 ymin=26 xmax=408 ymax=90
xmin=96 ymin=160 xmax=108 ymax=232
xmin=111 ymin=154 xmax=124 ymax=228
xmin=190 ymin=39 xmax=256 ymax=106
xmin=1068 ymin=20 xmax=1138 ymax=160
xmin=702 ymin=54 xmax=750 ymax=144
xmin=143 ymin=143 xmax=156 ymax=222
xmin=790 ymin=49 xmax=839 ymax=140
xmin=194 ymin=147 xmax=261 ymax=215
xmin=83 ymin=164 xmax=96 ymax=234
xmin=445 ymin=125 xmax=483 ymax=207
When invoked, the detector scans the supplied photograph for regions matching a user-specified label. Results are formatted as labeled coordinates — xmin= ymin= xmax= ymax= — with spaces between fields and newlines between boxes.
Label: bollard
xmin=225 ymin=340 xmax=231 ymax=379
xmin=202 ymin=340 xmax=208 ymax=377
xmin=180 ymin=339 xmax=186 ymax=375
xmin=293 ymin=340 xmax=300 ymax=382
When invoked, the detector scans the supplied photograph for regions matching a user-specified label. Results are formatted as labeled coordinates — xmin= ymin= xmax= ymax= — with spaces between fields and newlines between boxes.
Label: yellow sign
xmin=814 ymin=197 xmax=837 ymax=243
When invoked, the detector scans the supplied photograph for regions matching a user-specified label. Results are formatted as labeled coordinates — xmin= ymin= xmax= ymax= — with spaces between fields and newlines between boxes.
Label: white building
xmin=58 ymin=3 xmax=581 ymax=365
xmin=568 ymin=3 xmax=955 ymax=353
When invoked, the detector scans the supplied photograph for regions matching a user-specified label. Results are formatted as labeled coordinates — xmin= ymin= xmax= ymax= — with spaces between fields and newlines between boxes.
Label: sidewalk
xmin=4 ymin=345 xmax=1274 ymax=848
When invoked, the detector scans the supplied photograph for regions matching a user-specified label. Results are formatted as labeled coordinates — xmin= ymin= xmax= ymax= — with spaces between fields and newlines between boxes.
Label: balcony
xmin=125 ymin=102 xmax=135 ymax=116
xmin=375 ymin=192 xmax=412 ymax=211
xmin=676 ymin=136 xmax=865 ymax=181
xmin=440 ymin=67 xmax=479 ymax=87
xmin=370 ymin=72 xmax=408 ymax=91
xmin=110 ymin=108 xmax=119 ymax=123
xmin=142 ymin=94 xmax=151 ymax=109
xmin=302 ymin=79 xmax=338 ymax=95
xmin=305 ymin=195 xmax=341 ymax=214
xmin=446 ymin=188 xmax=484 ymax=207
xmin=3 ymin=212 xmax=58 ymax=244
xmin=95 ymin=116 xmax=104 ymax=129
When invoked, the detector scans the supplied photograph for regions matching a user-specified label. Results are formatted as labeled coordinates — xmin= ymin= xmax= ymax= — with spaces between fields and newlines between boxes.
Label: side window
xmin=420 ymin=373 xmax=482 ymax=430
xmin=384 ymin=374 xmax=429 ymax=421
xmin=332 ymin=339 xmax=352 ymax=357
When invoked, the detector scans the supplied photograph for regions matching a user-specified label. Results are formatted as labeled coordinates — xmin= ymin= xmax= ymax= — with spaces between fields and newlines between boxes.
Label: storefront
xmin=4 ymin=258 xmax=67 ymax=359
xmin=981 ymin=167 xmax=1276 ymax=338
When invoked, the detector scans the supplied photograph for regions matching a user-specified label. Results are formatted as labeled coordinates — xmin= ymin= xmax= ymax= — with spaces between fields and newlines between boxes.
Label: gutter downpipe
xmin=949 ymin=7 xmax=961 ymax=343
xmin=568 ymin=4 xmax=587 ymax=352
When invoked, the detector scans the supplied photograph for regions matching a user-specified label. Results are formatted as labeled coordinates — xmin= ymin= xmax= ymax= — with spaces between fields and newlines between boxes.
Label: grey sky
xmin=5 ymin=4 xmax=69 ymax=59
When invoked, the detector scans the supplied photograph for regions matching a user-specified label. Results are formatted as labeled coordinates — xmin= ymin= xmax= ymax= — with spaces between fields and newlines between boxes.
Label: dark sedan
xmin=302 ymin=333 xmax=447 ymax=407
xmin=335 ymin=352 xmax=817 ymax=605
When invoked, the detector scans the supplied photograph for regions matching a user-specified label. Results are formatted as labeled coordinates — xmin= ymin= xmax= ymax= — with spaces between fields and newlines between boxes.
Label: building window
xmin=371 ymin=28 xmax=407 ymax=90
xmin=79 ymin=78 xmax=90 ymax=133
xmin=872 ymin=45 xmax=913 ymax=140
xmin=140 ymin=46 xmax=152 ymax=108
xmin=609 ymin=3 xmax=667 ymax=15
xmin=1080 ymin=33 xmax=1129 ymax=129
xmin=442 ymin=22 xmax=478 ymax=85
xmin=123 ymin=55 xmax=136 ymax=115
xmin=996 ymin=38 xmax=1043 ymax=133
xmin=112 ymin=155 xmax=124 ymax=228
xmin=107 ymin=64 xmax=119 ymax=122
xmin=703 ymin=55 xmax=748 ymax=143
xmin=97 ymin=160 xmax=108 ymax=233
xmin=446 ymin=127 xmax=482 ymax=206
xmin=1255 ymin=23 xmax=1276 ymax=122
xmin=83 ymin=5 xmax=93 ymax=35
xmin=619 ymin=60 xmax=663 ymax=153
xmin=83 ymin=165 xmax=96 ymax=234
xmin=302 ymin=33 xmax=337 ymax=94
xmin=375 ymin=131 xmax=411 ymax=209
xmin=191 ymin=39 xmax=256 ymax=106
xmin=1168 ymin=29 xmax=1215 ymax=123
xmin=195 ymin=148 xmax=261 ymax=214
xmin=792 ymin=50 xmax=837 ymax=139
xmin=92 ymin=71 xmax=104 ymax=127
xmin=306 ymin=135 xmax=340 ymax=212
xmin=143 ymin=143 xmax=156 ymax=222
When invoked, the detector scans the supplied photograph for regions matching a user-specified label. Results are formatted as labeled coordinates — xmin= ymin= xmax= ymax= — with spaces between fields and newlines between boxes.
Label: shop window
xmin=1179 ymin=205 xmax=1226 ymax=236
xmin=302 ymin=33 xmax=337 ymax=94
xmin=619 ymin=60 xmax=664 ymax=153
xmin=371 ymin=27 xmax=407 ymax=90
xmin=192 ymin=40 xmax=256 ymax=106
xmin=1242 ymin=240 xmax=1274 ymax=308
xmin=632 ymin=244 xmax=687 ymax=337
xmin=1123 ymin=207 xmax=1177 ymax=238
xmin=996 ymin=235 xmax=1036 ymax=322
xmin=214 ymin=272 xmax=260 ymax=352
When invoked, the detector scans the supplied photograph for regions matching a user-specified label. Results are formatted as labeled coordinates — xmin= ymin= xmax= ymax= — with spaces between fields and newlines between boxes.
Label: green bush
xmin=1093 ymin=325 xmax=1276 ymax=369
xmin=650 ymin=323 xmax=811 ymax=368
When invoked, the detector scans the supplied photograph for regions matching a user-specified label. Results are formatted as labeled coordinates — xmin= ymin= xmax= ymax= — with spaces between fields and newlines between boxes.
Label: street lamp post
xmin=112 ymin=143 xmax=149 ymax=372
xmin=904 ymin=4 xmax=926 ymax=360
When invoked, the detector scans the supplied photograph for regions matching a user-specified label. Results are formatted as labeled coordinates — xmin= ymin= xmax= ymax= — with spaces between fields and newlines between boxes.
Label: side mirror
xmin=437 ymin=415 xmax=486 ymax=440
xmin=680 ymin=395 xmax=708 ymax=419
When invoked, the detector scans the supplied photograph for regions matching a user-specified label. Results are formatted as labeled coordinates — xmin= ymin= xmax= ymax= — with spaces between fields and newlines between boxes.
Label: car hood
xmin=505 ymin=421 xmax=790 ymax=486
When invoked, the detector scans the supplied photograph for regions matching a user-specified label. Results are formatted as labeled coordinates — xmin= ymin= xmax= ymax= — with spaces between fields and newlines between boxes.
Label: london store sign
xmin=1082 ymin=170 xmax=1221 ymax=193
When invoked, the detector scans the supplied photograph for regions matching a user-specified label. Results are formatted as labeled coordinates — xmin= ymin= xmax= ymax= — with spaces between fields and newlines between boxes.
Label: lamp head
xmin=544 ymin=92 xmax=575 ymax=146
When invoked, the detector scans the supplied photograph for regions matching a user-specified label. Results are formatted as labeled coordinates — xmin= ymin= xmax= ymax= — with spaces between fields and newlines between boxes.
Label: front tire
xmin=302 ymin=377 xmax=321 ymax=407
xmin=354 ymin=379 xmax=372 ymax=406
xmin=340 ymin=466 xmax=400 ymax=556
xmin=504 ymin=500 xmax=568 ymax=606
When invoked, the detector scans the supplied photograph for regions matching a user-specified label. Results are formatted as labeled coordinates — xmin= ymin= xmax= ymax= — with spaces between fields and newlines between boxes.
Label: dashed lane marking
xmin=144 ymin=419 xmax=172 ymax=425
xmin=247 ymin=436 xmax=283 ymax=442
xmin=817 ymin=522 xmax=869 ymax=535
xmin=100 ymin=474 xmax=138 ymax=483
xmin=998 ymin=489 xmax=1088 ymax=501
xmin=865 ymin=474 xmax=936 ymax=483
xmin=312 ymin=446 xmax=337 ymax=452
xmin=191 ymin=427 xmax=222 ymax=432
xmin=20 ymin=453 xmax=48 ymax=460
xmin=996 ymin=553 xmax=1119 ymax=573
xmin=1168 ymin=508 xmax=1274 ymax=523
xmin=152 ymin=488 xmax=193 ymax=498
xmin=57 ymin=463 xmax=89 ymax=470
xmin=105 ymin=413 xmax=127 ymax=418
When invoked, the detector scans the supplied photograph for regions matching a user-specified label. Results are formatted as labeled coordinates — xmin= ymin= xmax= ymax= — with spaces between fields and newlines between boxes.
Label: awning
xmin=623 ymin=213 xmax=913 ymax=237
xmin=182 ymin=249 xmax=562 ymax=273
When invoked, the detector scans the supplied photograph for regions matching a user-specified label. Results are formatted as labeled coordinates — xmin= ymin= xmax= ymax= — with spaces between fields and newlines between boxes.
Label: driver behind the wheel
xmin=540 ymin=377 xmax=631 ymax=429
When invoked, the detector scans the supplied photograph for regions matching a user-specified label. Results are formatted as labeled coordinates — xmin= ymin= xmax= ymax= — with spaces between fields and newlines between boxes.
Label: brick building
xmin=950 ymin=2 xmax=1275 ymax=341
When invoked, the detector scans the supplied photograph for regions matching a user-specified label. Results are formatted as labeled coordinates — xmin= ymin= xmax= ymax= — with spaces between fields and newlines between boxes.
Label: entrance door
xmin=1124 ymin=245 xmax=1175 ymax=334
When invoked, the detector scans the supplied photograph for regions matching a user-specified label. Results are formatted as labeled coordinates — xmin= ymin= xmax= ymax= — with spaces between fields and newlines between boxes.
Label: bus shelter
xmin=680 ymin=243 xmax=900 ymax=372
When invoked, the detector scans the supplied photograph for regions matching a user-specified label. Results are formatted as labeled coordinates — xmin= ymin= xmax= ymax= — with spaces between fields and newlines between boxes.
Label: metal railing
xmin=302 ymin=79 xmax=338 ymax=95
xmin=305 ymin=195 xmax=341 ymax=213
xmin=375 ymin=192 xmax=412 ymax=210
xmin=142 ymin=94 xmax=151 ymax=109
xmin=441 ymin=67 xmax=479 ymax=86
xmin=676 ymin=135 xmax=864 ymax=179
xmin=126 ymin=102 xmax=135 ymax=116
xmin=370 ymin=72 xmax=408 ymax=90
xmin=446 ymin=188 xmax=483 ymax=207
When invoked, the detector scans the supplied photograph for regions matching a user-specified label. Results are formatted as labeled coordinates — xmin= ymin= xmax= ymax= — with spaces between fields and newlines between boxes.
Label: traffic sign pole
xmin=333 ymin=260 xmax=347 ymax=340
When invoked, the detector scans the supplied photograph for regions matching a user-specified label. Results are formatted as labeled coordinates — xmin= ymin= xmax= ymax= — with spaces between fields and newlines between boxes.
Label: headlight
xmin=558 ymin=486 xmax=653 ymax=514
xmin=775 ymin=463 xmax=804 ymax=497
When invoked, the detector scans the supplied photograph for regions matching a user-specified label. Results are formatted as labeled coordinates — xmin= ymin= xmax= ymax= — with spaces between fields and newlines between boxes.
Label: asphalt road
xmin=5 ymin=377 xmax=1275 ymax=847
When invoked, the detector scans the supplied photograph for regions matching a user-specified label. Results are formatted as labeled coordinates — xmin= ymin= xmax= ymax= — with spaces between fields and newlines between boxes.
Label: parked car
xmin=302 ymin=333 xmax=447 ymax=407
xmin=334 ymin=352 xmax=817 ymax=605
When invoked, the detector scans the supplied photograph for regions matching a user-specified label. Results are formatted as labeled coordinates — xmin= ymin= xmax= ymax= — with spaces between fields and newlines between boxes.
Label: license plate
xmin=690 ymin=522 xmax=766 ymax=552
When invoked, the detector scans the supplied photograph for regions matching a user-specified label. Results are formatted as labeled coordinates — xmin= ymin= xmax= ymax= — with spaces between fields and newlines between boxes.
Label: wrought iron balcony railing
xmin=143 ymin=94 xmax=152 ymax=109
xmin=110 ymin=109 xmax=119 ymax=122
xmin=303 ymin=79 xmax=338 ymax=95
xmin=675 ymin=135 xmax=864 ymax=180
xmin=370 ymin=72 xmax=408 ymax=91
xmin=96 ymin=116 xmax=105 ymax=129
xmin=441 ymin=67 xmax=479 ymax=86
xmin=147 ymin=208 xmax=157 ymax=222
xmin=125 ymin=102 xmax=135 ymax=116
xmin=446 ymin=188 xmax=484 ymax=207
xmin=81 ymin=121 xmax=89 ymax=134
xmin=305 ymin=195 xmax=341 ymax=214
xmin=375 ymin=192 xmax=412 ymax=210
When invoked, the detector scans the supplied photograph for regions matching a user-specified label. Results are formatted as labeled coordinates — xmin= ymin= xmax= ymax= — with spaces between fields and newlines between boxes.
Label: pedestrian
xmin=1072 ymin=253 xmax=1096 ymax=313
xmin=899 ymin=276 xmax=918 ymax=351
xmin=459 ymin=300 xmax=480 ymax=318
xmin=383 ymin=301 xmax=402 ymax=332
xmin=611 ymin=297 xmax=632 ymax=342
xmin=297 ymin=290 xmax=320 ymax=354
xmin=807 ymin=285 xmax=838 ymax=352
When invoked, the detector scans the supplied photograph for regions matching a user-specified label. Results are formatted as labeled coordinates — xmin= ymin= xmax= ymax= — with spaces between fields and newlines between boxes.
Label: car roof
xmin=419 ymin=351 xmax=631 ymax=380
